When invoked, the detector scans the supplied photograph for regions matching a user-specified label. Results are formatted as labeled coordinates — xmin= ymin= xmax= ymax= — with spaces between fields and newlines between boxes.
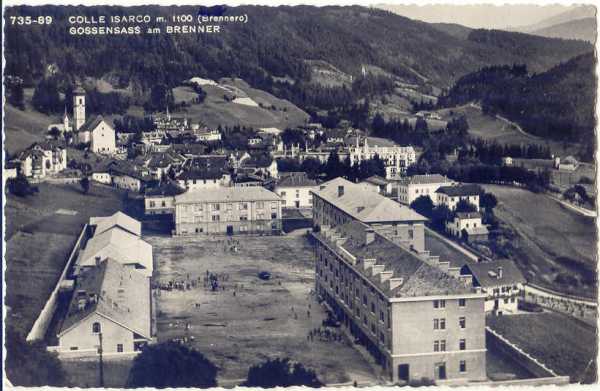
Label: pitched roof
xmin=177 ymin=169 xmax=225 ymax=181
xmin=455 ymin=212 xmax=482 ymax=220
xmin=90 ymin=211 xmax=142 ymax=237
xmin=58 ymin=258 xmax=151 ymax=339
xmin=399 ymin=174 xmax=452 ymax=185
xmin=463 ymin=260 xmax=526 ymax=288
xmin=436 ymin=184 xmax=481 ymax=197
xmin=424 ymin=231 xmax=473 ymax=269
xmin=277 ymin=172 xmax=318 ymax=188
xmin=108 ymin=161 xmax=153 ymax=181
xmin=77 ymin=227 xmax=153 ymax=277
xmin=78 ymin=115 xmax=109 ymax=134
xmin=465 ymin=226 xmax=489 ymax=236
xmin=241 ymin=153 xmax=273 ymax=168
xmin=363 ymin=175 xmax=389 ymax=186
xmin=175 ymin=186 xmax=281 ymax=204
xmin=341 ymin=229 xmax=472 ymax=297
xmin=312 ymin=177 xmax=427 ymax=224
xmin=170 ymin=143 xmax=208 ymax=156
xmin=145 ymin=181 xmax=186 ymax=197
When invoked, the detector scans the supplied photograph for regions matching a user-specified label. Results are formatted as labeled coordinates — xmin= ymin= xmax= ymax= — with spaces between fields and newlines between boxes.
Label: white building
xmin=446 ymin=212 xmax=489 ymax=242
xmin=436 ymin=185 xmax=481 ymax=211
xmin=79 ymin=115 xmax=116 ymax=154
xmin=274 ymin=172 xmax=317 ymax=209
xmin=461 ymin=260 xmax=526 ymax=315
xmin=348 ymin=136 xmax=416 ymax=179
xmin=360 ymin=175 xmax=393 ymax=195
xmin=397 ymin=174 xmax=455 ymax=205
xmin=14 ymin=141 xmax=67 ymax=179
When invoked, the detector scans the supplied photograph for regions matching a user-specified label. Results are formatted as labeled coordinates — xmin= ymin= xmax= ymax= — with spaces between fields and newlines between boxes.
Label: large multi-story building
xmin=14 ymin=141 xmax=67 ymax=179
xmin=312 ymin=177 xmax=428 ymax=252
xmin=173 ymin=187 xmax=283 ymax=235
xmin=397 ymin=174 xmax=455 ymax=205
xmin=348 ymin=136 xmax=416 ymax=179
xmin=311 ymin=178 xmax=487 ymax=384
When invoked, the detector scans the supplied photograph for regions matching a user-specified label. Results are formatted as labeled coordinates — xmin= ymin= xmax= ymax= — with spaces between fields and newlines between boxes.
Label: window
xmin=92 ymin=322 xmax=101 ymax=333
xmin=380 ymin=311 xmax=385 ymax=322
xmin=459 ymin=339 xmax=466 ymax=350
xmin=440 ymin=318 xmax=446 ymax=330
xmin=371 ymin=303 xmax=375 ymax=314
xmin=70 ymin=346 xmax=78 ymax=351
xmin=149 ymin=201 xmax=156 ymax=207
xmin=440 ymin=340 xmax=446 ymax=351
xmin=257 ymin=201 xmax=264 ymax=209
xmin=379 ymin=332 xmax=385 ymax=343
xmin=459 ymin=298 xmax=466 ymax=307
xmin=434 ymin=340 xmax=439 ymax=352
xmin=439 ymin=299 xmax=446 ymax=308
xmin=281 ymin=191 xmax=287 ymax=196
xmin=161 ymin=201 xmax=166 ymax=207
xmin=433 ymin=319 xmax=439 ymax=330
xmin=271 ymin=213 xmax=277 ymax=219
xmin=213 ymin=203 xmax=220 ymax=211
xmin=363 ymin=294 xmax=367 ymax=305
xmin=459 ymin=317 xmax=466 ymax=329
xmin=460 ymin=360 xmax=467 ymax=373
xmin=117 ymin=344 xmax=123 ymax=353
xmin=240 ymin=215 xmax=248 ymax=221
xmin=433 ymin=299 xmax=445 ymax=309
xmin=212 ymin=215 xmax=220 ymax=221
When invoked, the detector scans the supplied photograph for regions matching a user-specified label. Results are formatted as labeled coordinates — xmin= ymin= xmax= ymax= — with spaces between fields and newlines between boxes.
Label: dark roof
xmin=424 ymin=230 xmax=473 ymax=269
xmin=145 ymin=181 xmax=186 ymax=197
xmin=455 ymin=212 xmax=482 ymax=219
xmin=363 ymin=175 xmax=388 ymax=186
xmin=463 ymin=260 xmax=526 ymax=288
xmin=78 ymin=115 xmax=107 ymax=133
xmin=277 ymin=172 xmax=317 ymax=188
xmin=185 ymin=155 xmax=228 ymax=171
xmin=242 ymin=153 xmax=273 ymax=168
xmin=108 ymin=161 xmax=153 ymax=181
xmin=147 ymin=151 xmax=184 ymax=169
xmin=436 ymin=184 xmax=481 ymax=197
xmin=177 ymin=169 xmax=225 ymax=181
xmin=341 ymin=229 xmax=472 ymax=297
xmin=399 ymin=174 xmax=452 ymax=185
xmin=170 ymin=143 xmax=208 ymax=156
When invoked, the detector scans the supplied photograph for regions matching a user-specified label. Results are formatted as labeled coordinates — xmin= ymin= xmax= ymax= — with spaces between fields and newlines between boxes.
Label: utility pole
xmin=98 ymin=332 xmax=104 ymax=387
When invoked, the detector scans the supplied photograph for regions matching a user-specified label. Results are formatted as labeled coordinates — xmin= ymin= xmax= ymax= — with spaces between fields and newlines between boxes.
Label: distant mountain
xmin=530 ymin=17 xmax=596 ymax=43
xmin=3 ymin=5 xmax=593 ymax=102
xmin=439 ymin=52 xmax=596 ymax=147
xmin=513 ymin=5 xmax=596 ymax=33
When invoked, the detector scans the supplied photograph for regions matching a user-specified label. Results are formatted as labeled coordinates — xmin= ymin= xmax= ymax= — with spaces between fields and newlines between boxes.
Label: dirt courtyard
xmin=146 ymin=234 xmax=377 ymax=386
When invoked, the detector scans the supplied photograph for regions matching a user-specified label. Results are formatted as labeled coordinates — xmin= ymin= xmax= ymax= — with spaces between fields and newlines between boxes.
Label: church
xmin=47 ymin=86 xmax=116 ymax=155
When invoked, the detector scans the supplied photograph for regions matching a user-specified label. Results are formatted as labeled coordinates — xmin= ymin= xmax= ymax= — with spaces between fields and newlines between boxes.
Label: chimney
xmin=365 ymin=228 xmax=375 ymax=245
xmin=497 ymin=266 xmax=503 ymax=279
xmin=338 ymin=185 xmax=344 ymax=197
xmin=95 ymin=256 xmax=101 ymax=266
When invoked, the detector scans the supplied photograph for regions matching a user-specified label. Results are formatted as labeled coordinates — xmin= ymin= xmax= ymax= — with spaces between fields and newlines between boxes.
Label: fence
xmin=523 ymin=284 xmax=597 ymax=321
xmin=26 ymin=224 xmax=89 ymax=342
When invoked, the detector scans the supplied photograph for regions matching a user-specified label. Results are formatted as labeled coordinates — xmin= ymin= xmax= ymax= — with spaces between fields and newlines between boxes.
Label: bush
xmin=126 ymin=342 xmax=217 ymax=388
xmin=243 ymin=358 xmax=322 ymax=388
xmin=7 ymin=176 xmax=38 ymax=197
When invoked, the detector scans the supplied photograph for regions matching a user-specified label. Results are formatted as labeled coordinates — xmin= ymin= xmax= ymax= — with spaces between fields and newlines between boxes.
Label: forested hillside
xmin=438 ymin=52 xmax=596 ymax=146
xmin=4 ymin=5 xmax=592 ymax=95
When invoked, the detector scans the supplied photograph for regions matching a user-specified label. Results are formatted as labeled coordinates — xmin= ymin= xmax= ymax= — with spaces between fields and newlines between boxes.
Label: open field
xmin=436 ymin=105 xmax=583 ymax=158
xmin=483 ymin=184 xmax=597 ymax=297
xmin=4 ymin=103 xmax=55 ymax=155
xmin=4 ymin=183 xmax=128 ymax=335
xmin=487 ymin=312 xmax=597 ymax=383
xmin=148 ymin=234 xmax=377 ymax=386
xmin=171 ymin=78 xmax=309 ymax=130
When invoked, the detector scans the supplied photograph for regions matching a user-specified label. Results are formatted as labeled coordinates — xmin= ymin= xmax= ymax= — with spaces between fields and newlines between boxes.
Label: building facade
xmin=174 ymin=187 xmax=283 ymax=235
xmin=348 ymin=137 xmax=416 ymax=179
xmin=397 ymin=174 xmax=455 ymax=205
xmin=436 ymin=185 xmax=481 ymax=211
xmin=14 ymin=141 xmax=67 ymax=179
xmin=274 ymin=172 xmax=317 ymax=209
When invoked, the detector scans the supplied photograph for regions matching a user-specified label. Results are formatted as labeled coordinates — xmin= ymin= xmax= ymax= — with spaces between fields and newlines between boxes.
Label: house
xmin=108 ymin=161 xmax=154 ymax=192
xmin=274 ymin=172 xmax=318 ymax=209
xmin=436 ymin=185 xmax=481 ymax=211
xmin=176 ymin=155 xmax=231 ymax=190
xmin=196 ymin=128 xmax=222 ymax=142
xmin=361 ymin=175 xmax=392 ymax=195
xmin=397 ymin=174 xmax=455 ymax=205
xmin=76 ymin=226 xmax=153 ymax=278
xmin=312 ymin=212 xmax=487 ymax=383
xmin=325 ymin=129 xmax=347 ymax=144
xmin=460 ymin=260 xmax=526 ymax=315
xmin=169 ymin=143 xmax=208 ymax=158
xmin=347 ymin=136 xmax=416 ymax=179
xmin=558 ymin=156 xmax=579 ymax=172
xmin=54 ymin=258 xmax=152 ymax=356
xmin=247 ymin=135 xmax=263 ymax=146
xmin=446 ymin=212 xmax=489 ymax=242
xmin=240 ymin=154 xmax=278 ymax=179
xmin=89 ymin=211 xmax=142 ymax=237
xmin=144 ymin=181 xmax=186 ymax=215
xmin=232 ymin=174 xmax=268 ymax=188
xmin=174 ymin=187 xmax=283 ymax=236
xmin=78 ymin=115 xmax=116 ymax=154
xmin=311 ymin=177 xmax=428 ymax=252
xmin=4 ymin=161 xmax=18 ymax=180
xmin=14 ymin=141 xmax=67 ymax=179
xmin=145 ymin=150 xmax=185 ymax=180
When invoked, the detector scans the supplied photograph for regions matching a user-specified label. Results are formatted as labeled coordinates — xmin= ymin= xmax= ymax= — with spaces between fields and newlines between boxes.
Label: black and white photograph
xmin=2 ymin=0 xmax=598 ymax=388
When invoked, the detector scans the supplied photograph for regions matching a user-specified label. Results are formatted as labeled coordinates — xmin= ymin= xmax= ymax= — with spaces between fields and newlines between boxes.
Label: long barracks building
xmin=311 ymin=178 xmax=487 ymax=384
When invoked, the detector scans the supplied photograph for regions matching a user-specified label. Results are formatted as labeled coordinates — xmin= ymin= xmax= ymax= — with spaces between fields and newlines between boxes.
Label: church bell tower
xmin=73 ymin=86 xmax=86 ymax=131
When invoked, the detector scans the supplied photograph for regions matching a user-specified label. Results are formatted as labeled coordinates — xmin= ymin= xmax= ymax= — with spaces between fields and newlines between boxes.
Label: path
xmin=546 ymin=194 xmax=597 ymax=218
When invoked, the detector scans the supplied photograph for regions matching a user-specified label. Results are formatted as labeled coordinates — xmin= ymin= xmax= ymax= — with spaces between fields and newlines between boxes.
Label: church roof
xmin=74 ymin=86 xmax=86 ymax=95
xmin=78 ymin=115 xmax=108 ymax=134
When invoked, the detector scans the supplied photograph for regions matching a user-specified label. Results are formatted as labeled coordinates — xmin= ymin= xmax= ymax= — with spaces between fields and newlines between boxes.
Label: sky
xmin=374 ymin=4 xmax=579 ymax=30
